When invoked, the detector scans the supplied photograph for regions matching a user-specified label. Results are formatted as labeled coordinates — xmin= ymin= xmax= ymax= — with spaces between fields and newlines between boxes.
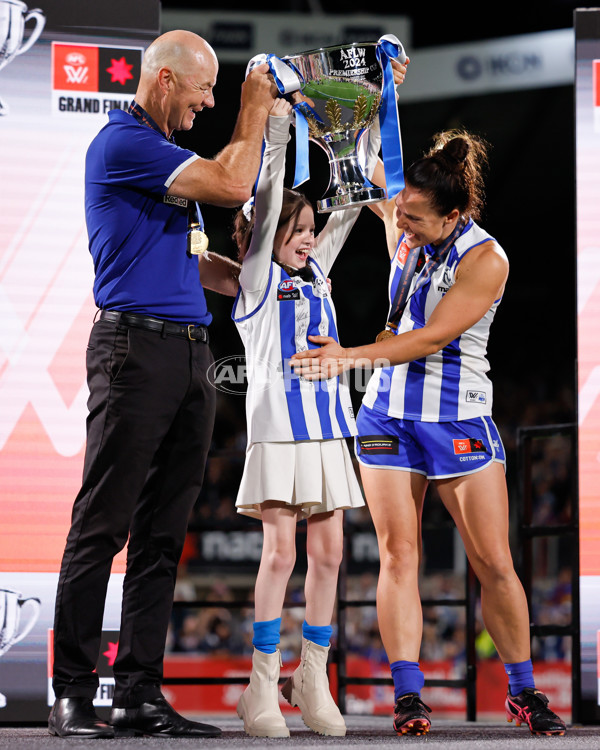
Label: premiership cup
xmin=0 ymin=0 xmax=46 ymax=115
xmin=0 ymin=588 xmax=40 ymax=658
xmin=283 ymin=40 xmax=398 ymax=212
xmin=0 ymin=588 xmax=40 ymax=708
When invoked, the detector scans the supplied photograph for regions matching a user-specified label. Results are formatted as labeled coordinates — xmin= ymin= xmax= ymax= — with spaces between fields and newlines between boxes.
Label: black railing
xmin=516 ymin=423 xmax=579 ymax=722
xmin=335 ymin=524 xmax=479 ymax=720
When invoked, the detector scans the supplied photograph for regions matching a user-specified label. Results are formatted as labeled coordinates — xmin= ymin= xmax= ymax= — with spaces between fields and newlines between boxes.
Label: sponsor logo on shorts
xmin=357 ymin=434 xmax=399 ymax=455
xmin=453 ymin=438 xmax=486 ymax=455
xmin=466 ymin=390 xmax=487 ymax=404
xmin=277 ymin=279 xmax=300 ymax=300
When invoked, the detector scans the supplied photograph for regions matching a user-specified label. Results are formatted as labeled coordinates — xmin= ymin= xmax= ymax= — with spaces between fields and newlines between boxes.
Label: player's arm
xmin=366 ymin=56 xmax=409 ymax=259
xmin=239 ymin=99 xmax=292 ymax=293
xmin=291 ymin=241 xmax=508 ymax=378
xmin=367 ymin=172 xmax=401 ymax=260
xmin=198 ymin=252 xmax=240 ymax=296
xmin=168 ymin=64 xmax=277 ymax=207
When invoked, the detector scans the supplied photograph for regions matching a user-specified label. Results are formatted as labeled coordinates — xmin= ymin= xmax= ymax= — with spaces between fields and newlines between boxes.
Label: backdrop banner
xmin=0 ymin=0 xmax=158 ymax=722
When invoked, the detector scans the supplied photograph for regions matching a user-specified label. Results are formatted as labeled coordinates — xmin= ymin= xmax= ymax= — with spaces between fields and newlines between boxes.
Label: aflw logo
xmin=52 ymin=42 xmax=142 ymax=94
xmin=64 ymin=65 xmax=89 ymax=84
xmin=60 ymin=50 xmax=90 ymax=85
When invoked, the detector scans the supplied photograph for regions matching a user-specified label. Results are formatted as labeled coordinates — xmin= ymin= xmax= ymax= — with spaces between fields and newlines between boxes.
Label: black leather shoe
xmin=110 ymin=695 xmax=221 ymax=737
xmin=48 ymin=697 xmax=114 ymax=738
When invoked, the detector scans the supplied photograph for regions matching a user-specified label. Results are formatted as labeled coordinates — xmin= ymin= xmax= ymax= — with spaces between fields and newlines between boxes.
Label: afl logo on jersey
xmin=277 ymin=279 xmax=300 ymax=301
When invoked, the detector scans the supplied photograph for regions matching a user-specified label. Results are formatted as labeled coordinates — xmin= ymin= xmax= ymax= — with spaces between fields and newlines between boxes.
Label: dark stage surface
xmin=2 ymin=715 xmax=599 ymax=749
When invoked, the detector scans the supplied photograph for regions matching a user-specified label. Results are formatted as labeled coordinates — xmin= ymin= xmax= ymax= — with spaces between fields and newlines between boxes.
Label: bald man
xmin=48 ymin=30 xmax=277 ymax=739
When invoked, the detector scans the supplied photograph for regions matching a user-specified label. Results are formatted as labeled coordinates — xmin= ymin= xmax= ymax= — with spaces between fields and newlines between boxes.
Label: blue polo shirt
xmin=85 ymin=109 xmax=211 ymax=325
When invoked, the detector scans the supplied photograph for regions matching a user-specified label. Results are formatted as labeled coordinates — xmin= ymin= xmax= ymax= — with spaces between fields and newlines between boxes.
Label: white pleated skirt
xmin=235 ymin=438 xmax=365 ymax=520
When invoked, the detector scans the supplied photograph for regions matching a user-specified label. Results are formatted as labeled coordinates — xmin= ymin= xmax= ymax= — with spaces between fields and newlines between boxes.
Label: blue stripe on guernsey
xmin=404 ymin=359 xmax=426 ymax=418
xmin=278 ymin=301 xmax=310 ymax=441
xmin=309 ymin=257 xmax=326 ymax=281
xmin=322 ymin=294 xmax=350 ymax=435
xmin=375 ymin=367 xmax=392 ymax=412
xmin=440 ymin=341 xmax=462 ymax=421
xmin=304 ymin=282 xmax=334 ymax=439
xmin=401 ymin=282 xmax=429 ymax=418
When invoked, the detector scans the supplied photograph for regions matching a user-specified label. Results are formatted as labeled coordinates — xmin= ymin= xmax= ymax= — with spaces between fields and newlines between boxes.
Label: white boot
xmin=237 ymin=648 xmax=290 ymax=738
xmin=281 ymin=636 xmax=346 ymax=736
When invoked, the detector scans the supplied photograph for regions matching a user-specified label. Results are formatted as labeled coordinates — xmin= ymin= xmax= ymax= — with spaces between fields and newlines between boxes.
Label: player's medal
xmin=375 ymin=326 xmax=396 ymax=343
xmin=187 ymin=202 xmax=209 ymax=257
xmin=187 ymin=222 xmax=209 ymax=256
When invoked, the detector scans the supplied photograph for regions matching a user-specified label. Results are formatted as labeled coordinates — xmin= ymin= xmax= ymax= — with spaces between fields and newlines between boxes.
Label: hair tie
xmin=242 ymin=196 xmax=254 ymax=221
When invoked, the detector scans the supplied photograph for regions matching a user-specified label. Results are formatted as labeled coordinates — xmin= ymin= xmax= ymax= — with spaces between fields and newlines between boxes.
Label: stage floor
xmin=1 ymin=715 xmax=598 ymax=749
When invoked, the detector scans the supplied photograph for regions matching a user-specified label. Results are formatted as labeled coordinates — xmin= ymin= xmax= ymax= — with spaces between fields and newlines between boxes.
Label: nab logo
xmin=466 ymin=390 xmax=486 ymax=404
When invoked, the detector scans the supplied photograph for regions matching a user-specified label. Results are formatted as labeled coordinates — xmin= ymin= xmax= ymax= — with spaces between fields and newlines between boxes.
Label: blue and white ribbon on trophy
xmin=245 ymin=35 xmax=407 ymax=196
xmin=376 ymin=34 xmax=406 ymax=196
xmin=245 ymin=52 xmax=308 ymax=187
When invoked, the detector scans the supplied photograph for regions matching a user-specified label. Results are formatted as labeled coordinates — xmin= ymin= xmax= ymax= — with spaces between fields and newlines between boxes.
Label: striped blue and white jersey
xmin=232 ymin=114 xmax=379 ymax=443
xmin=362 ymin=220 xmax=504 ymax=422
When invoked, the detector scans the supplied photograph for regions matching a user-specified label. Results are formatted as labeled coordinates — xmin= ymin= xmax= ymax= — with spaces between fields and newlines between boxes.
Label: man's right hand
xmin=242 ymin=62 xmax=278 ymax=114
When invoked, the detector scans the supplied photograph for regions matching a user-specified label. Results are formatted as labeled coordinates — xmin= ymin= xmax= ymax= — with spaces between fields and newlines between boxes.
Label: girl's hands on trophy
xmin=290 ymin=90 xmax=315 ymax=109
xmin=270 ymin=97 xmax=293 ymax=116
xmin=290 ymin=336 xmax=351 ymax=380
xmin=391 ymin=56 xmax=410 ymax=86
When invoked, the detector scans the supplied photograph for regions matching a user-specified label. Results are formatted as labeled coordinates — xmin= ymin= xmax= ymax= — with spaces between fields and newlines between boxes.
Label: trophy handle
xmin=10 ymin=596 xmax=41 ymax=646
xmin=16 ymin=8 xmax=45 ymax=57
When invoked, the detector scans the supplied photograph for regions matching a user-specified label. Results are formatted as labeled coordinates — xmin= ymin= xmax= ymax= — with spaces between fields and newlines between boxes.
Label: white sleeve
xmin=311 ymin=118 xmax=382 ymax=276
xmin=238 ymin=114 xmax=291 ymax=295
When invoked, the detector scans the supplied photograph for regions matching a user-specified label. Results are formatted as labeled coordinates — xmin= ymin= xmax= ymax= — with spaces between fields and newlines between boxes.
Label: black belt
xmin=99 ymin=310 xmax=209 ymax=343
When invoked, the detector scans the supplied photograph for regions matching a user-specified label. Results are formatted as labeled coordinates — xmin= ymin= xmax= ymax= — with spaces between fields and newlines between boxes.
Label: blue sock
xmin=252 ymin=618 xmax=282 ymax=654
xmin=302 ymin=620 xmax=333 ymax=648
xmin=390 ymin=660 xmax=425 ymax=701
xmin=505 ymin=659 xmax=535 ymax=695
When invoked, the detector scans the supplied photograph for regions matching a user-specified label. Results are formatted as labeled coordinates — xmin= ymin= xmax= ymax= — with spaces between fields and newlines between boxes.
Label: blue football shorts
xmin=355 ymin=404 xmax=506 ymax=480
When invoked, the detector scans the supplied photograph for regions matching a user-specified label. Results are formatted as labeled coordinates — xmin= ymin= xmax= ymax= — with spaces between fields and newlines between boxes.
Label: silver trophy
xmin=282 ymin=38 xmax=403 ymax=212
xmin=0 ymin=0 xmax=46 ymax=116
xmin=0 ymin=588 xmax=41 ymax=708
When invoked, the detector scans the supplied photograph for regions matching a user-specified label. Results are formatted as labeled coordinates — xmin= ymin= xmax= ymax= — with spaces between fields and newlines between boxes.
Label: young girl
xmin=230 ymin=95 xmax=383 ymax=738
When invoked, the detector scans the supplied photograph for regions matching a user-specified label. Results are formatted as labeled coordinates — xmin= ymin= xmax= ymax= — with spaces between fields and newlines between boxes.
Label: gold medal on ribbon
xmin=375 ymin=327 xmax=396 ymax=343
xmin=187 ymin=223 xmax=209 ymax=256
